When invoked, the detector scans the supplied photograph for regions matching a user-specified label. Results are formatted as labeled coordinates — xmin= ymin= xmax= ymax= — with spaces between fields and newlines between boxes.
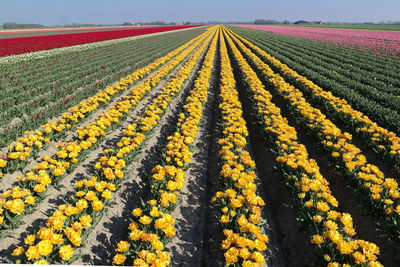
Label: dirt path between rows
xmin=166 ymin=42 xmax=219 ymax=266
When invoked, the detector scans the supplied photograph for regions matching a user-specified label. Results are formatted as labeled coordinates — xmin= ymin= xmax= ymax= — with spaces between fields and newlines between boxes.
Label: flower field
xmin=0 ymin=25 xmax=200 ymax=57
xmin=0 ymin=24 xmax=400 ymax=266
xmin=233 ymin=25 xmax=400 ymax=57
xmin=0 ymin=25 xmax=171 ymax=39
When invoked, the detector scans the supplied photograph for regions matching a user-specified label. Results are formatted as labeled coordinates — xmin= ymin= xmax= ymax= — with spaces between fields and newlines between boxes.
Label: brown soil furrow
xmin=199 ymin=51 xmax=225 ymax=266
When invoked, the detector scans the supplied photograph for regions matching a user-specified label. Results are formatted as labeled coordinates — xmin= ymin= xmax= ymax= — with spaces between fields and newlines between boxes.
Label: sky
xmin=0 ymin=0 xmax=399 ymax=25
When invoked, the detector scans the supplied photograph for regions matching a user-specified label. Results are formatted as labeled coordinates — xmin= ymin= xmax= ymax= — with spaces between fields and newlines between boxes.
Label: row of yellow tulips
xmin=211 ymin=29 xmax=268 ymax=267
xmin=226 ymin=27 xmax=400 ymax=244
xmin=112 ymin=26 xmax=219 ymax=267
xmin=0 ymin=30 xmax=212 ymax=231
xmin=0 ymin=29 xmax=207 ymax=177
xmin=222 ymin=27 xmax=382 ymax=266
xmin=10 ymin=27 xmax=215 ymax=265
xmin=229 ymin=30 xmax=400 ymax=171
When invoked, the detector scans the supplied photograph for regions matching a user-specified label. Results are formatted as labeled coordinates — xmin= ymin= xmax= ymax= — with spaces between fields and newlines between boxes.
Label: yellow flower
xmin=65 ymin=205 xmax=80 ymax=216
xmin=149 ymin=206 xmax=160 ymax=217
xmin=65 ymin=227 xmax=82 ymax=246
xmin=324 ymin=254 xmax=331 ymax=261
xmin=132 ymin=208 xmax=143 ymax=217
xmin=133 ymin=259 xmax=147 ymax=266
xmin=151 ymin=240 xmax=164 ymax=250
xmin=148 ymin=199 xmax=157 ymax=206
xmin=24 ymin=234 xmax=36 ymax=245
xmin=76 ymin=199 xmax=88 ymax=211
xmin=252 ymin=251 xmax=265 ymax=263
xmin=101 ymin=189 xmax=112 ymax=199
xmin=352 ymin=251 xmax=366 ymax=264
xmin=72 ymin=222 xmax=84 ymax=232
xmin=92 ymin=200 xmax=104 ymax=210
xmin=52 ymin=167 xmax=65 ymax=177
xmin=0 ymin=159 xmax=7 ymax=168
xmin=337 ymin=240 xmax=353 ymax=254
xmin=37 ymin=240 xmax=53 ymax=256
xmin=37 ymin=227 xmax=54 ymax=240
xmin=220 ymin=215 xmax=230 ymax=224
xmin=4 ymin=199 xmax=25 ymax=214
xmin=326 ymin=230 xmax=342 ymax=244
xmin=139 ymin=215 xmax=152 ymax=225
xmin=25 ymin=195 xmax=35 ymax=205
xmin=239 ymin=248 xmax=250 ymax=260
xmin=145 ymin=252 xmax=157 ymax=264
xmin=129 ymin=229 xmax=142 ymax=241
xmin=33 ymin=259 xmax=49 ymax=265
xmin=33 ymin=184 xmax=46 ymax=193
xmin=25 ymin=245 xmax=40 ymax=260
xmin=311 ymin=234 xmax=324 ymax=245
xmin=113 ymin=254 xmax=126 ymax=265
xmin=44 ymin=126 xmax=52 ymax=134
xmin=11 ymin=246 xmax=25 ymax=256
xmin=316 ymin=201 xmax=330 ymax=212
xmin=224 ymin=247 xmax=239 ymax=264
xmin=79 ymin=215 xmax=92 ymax=227
xmin=34 ymin=141 xmax=43 ymax=148
xmin=164 ymin=225 xmax=176 ymax=237
xmin=313 ymin=215 xmax=323 ymax=223
xmin=59 ymin=245 xmax=74 ymax=261
xmin=114 ymin=169 xmax=124 ymax=178
xmin=51 ymin=233 xmax=64 ymax=245
xmin=115 ymin=241 xmax=130 ymax=252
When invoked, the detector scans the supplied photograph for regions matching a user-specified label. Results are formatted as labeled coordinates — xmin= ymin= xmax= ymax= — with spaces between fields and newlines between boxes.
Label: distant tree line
xmin=254 ymin=19 xmax=280 ymax=25
xmin=254 ymin=19 xmax=322 ymax=25
xmin=2 ymin=22 xmax=44 ymax=29
xmin=254 ymin=19 xmax=400 ymax=25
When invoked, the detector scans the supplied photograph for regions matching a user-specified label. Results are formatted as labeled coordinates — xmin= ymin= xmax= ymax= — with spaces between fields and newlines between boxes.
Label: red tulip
xmin=0 ymin=25 xmax=200 ymax=57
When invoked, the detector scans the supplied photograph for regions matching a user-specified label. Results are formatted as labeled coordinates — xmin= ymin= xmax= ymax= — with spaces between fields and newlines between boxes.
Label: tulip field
xmin=0 ymin=24 xmax=400 ymax=266
xmin=233 ymin=25 xmax=400 ymax=57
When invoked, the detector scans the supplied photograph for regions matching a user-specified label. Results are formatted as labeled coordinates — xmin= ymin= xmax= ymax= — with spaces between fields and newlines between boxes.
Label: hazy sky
xmin=1 ymin=0 xmax=399 ymax=25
